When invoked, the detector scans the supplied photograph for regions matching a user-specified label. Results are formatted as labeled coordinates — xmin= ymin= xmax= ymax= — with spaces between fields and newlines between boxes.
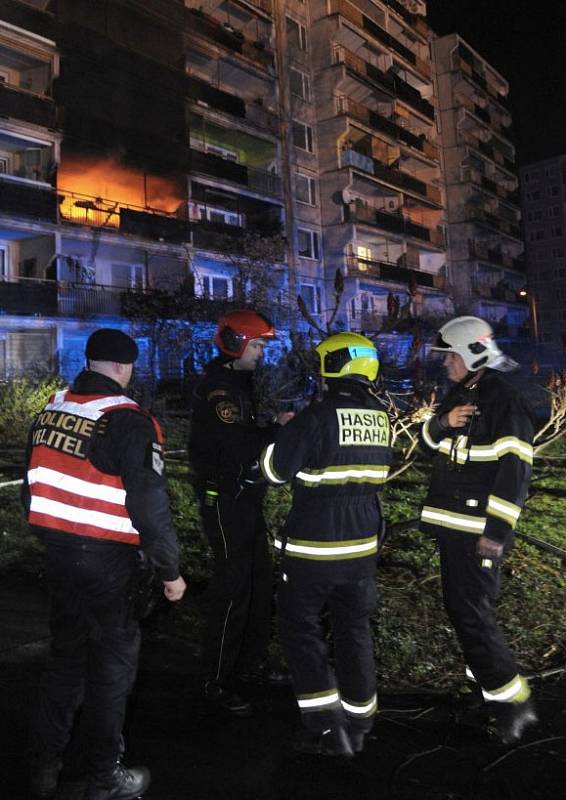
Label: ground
xmin=1 ymin=573 xmax=564 ymax=800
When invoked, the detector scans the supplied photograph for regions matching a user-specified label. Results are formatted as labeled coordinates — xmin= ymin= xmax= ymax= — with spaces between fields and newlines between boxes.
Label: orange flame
xmin=57 ymin=153 xmax=186 ymax=228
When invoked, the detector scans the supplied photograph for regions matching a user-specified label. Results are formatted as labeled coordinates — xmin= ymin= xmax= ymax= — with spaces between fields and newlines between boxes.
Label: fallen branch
xmin=482 ymin=737 xmax=566 ymax=773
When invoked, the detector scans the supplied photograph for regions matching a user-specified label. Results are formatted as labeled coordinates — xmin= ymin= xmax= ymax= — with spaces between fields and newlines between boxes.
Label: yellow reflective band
xmin=437 ymin=436 xmax=533 ymax=465
xmin=482 ymin=675 xmax=530 ymax=703
xmin=486 ymin=494 xmax=521 ymax=528
xmin=280 ymin=535 xmax=378 ymax=561
xmin=341 ymin=694 xmax=377 ymax=716
xmin=421 ymin=506 xmax=486 ymax=534
xmin=297 ymin=690 xmax=341 ymax=710
xmin=260 ymin=443 xmax=286 ymax=485
xmin=296 ymin=465 xmax=390 ymax=486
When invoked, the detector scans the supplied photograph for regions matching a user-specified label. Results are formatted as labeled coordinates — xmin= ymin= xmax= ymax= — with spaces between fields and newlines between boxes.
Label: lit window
xmin=299 ymin=283 xmax=321 ymax=314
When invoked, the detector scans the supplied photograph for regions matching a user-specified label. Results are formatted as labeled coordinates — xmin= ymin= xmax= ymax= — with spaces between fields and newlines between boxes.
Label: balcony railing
xmin=346 ymin=256 xmax=445 ymax=290
xmin=0 ymin=277 xmax=58 ymax=316
xmin=329 ymin=0 xmax=430 ymax=79
xmin=335 ymin=44 xmax=434 ymax=120
xmin=188 ymin=76 xmax=246 ymax=118
xmin=190 ymin=148 xmax=282 ymax=197
xmin=345 ymin=202 xmax=445 ymax=247
xmin=0 ymin=177 xmax=58 ymax=221
xmin=340 ymin=149 xmax=441 ymax=204
xmin=338 ymin=96 xmax=432 ymax=154
xmin=186 ymin=9 xmax=274 ymax=70
xmin=0 ymin=82 xmax=56 ymax=128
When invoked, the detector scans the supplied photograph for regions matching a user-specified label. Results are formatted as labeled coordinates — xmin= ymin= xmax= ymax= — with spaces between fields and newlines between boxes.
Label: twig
xmin=482 ymin=737 xmax=566 ymax=772
xmin=410 ymin=706 xmax=436 ymax=720
xmin=393 ymin=744 xmax=453 ymax=783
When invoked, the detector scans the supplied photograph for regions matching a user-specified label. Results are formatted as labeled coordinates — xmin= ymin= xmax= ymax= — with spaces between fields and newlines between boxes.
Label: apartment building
xmin=307 ymin=0 xmax=450 ymax=332
xmin=432 ymin=33 xmax=528 ymax=336
xmin=520 ymin=155 xmax=566 ymax=350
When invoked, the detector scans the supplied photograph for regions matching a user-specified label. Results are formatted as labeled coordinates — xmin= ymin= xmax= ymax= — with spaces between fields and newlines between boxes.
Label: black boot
xmin=29 ymin=756 xmax=63 ymax=799
xmin=294 ymin=726 xmax=354 ymax=758
xmin=201 ymin=680 xmax=252 ymax=717
xmin=85 ymin=763 xmax=151 ymax=800
xmin=348 ymin=731 xmax=366 ymax=753
xmin=489 ymin=697 xmax=538 ymax=745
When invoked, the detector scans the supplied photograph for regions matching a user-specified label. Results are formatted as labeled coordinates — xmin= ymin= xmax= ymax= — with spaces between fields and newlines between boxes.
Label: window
xmin=550 ymin=185 xmax=559 ymax=196
xmin=202 ymin=275 xmax=230 ymax=299
xmin=556 ymin=267 xmax=566 ymax=278
xmin=550 ymin=206 xmax=561 ymax=217
xmin=552 ymin=247 xmax=565 ymax=258
xmin=297 ymin=228 xmax=320 ymax=259
xmin=530 ymin=230 xmax=544 ymax=241
xmin=295 ymin=172 xmax=316 ymax=205
xmin=299 ymin=283 xmax=321 ymax=314
xmin=526 ymin=190 xmax=541 ymax=201
xmin=286 ymin=17 xmax=307 ymax=50
xmin=290 ymin=68 xmax=310 ymax=101
xmin=0 ymin=156 xmax=8 ymax=174
xmin=357 ymin=245 xmax=372 ymax=268
xmin=552 ymin=226 xmax=563 ymax=238
xmin=111 ymin=263 xmax=144 ymax=289
xmin=292 ymin=121 xmax=314 ymax=152
xmin=0 ymin=246 xmax=6 ymax=279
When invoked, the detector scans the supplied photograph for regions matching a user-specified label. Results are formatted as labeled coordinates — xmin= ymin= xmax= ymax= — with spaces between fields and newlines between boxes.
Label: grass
xmin=1 ymin=410 xmax=564 ymax=692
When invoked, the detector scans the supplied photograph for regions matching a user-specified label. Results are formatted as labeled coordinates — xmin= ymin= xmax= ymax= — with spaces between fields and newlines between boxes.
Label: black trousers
xmin=278 ymin=572 xmax=377 ymax=733
xmin=200 ymin=493 xmax=272 ymax=686
xmin=437 ymin=532 xmax=519 ymax=692
xmin=31 ymin=539 xmax=140 ymax=780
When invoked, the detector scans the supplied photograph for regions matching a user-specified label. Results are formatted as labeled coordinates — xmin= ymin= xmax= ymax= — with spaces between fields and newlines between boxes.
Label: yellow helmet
xmin=316 ymin=332 xmax=380 ymax=382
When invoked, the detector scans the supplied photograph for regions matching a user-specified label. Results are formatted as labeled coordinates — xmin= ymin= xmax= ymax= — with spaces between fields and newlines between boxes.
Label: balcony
xmin=346 ymin=256 xmax=444 ymax=290
xmin=335 ymin=45 xmax=434 ymax=120
xmin=0 ymin=82 xmax=56 ymax=128
xmin=345 ymin=201 xmax=445 ymax=247
xmin=188 ymin=76 xmax=246 ymax=118
xmin=338 ymin=96 xmax=433 ymax=156
xmin=0 ymin=0 xmax=56 ymax=41
xmin=190 ymin=148 xmax=282 ymax=198
xmin=329 ymin=0 xmax=430 ymax=80
xmin=186 ymin=9 xmax=274 ymax=71
xmin=0 ymin=178 xmax=58 ymax=222
xmin=0 ymin=278 xmax=58 ymax=316
xmin=340 ymin=149 xmax=441 ymax=204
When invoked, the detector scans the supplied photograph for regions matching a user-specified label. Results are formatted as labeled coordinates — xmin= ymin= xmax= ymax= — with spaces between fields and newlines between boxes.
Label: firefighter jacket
xmin=419 ymin=369 xmax=535 ymax=544
xmin=260 ymin=379 xmax=392 ymax=579
xmin=189 ymin=357 xmax=276 ymax=496
xmin=22 ymin=370 xmax=180 ymax=582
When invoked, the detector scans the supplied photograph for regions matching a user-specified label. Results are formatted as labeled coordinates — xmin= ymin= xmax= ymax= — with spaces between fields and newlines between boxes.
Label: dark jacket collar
xmin=71 ymin=369 xmax=126 ymax=396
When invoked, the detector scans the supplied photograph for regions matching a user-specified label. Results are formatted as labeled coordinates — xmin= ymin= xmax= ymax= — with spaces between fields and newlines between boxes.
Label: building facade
xmin=432 ymin=33 xmax=528 ymax=337
xmin=0 ymin=0 xmax=529 ymax=380
xmin=520 ymin=155 xmax=566 ymax=352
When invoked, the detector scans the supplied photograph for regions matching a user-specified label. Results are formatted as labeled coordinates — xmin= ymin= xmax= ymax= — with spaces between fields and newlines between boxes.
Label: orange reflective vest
xmin=27 ymin=389 xmax=162 ymax=545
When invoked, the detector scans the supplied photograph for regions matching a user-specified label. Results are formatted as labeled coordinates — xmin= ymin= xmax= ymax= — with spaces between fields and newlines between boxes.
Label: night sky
xmin=427 ymin=0 xmax=566 ymax=166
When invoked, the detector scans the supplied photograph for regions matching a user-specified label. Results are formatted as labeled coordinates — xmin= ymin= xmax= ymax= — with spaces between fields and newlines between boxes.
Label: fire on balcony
xmin=57 ymin=153 xmax=186 ymax=227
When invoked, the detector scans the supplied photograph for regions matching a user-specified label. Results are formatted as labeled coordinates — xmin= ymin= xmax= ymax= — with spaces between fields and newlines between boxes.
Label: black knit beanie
xmin=85 ymin=329 xmax=139 ymax=364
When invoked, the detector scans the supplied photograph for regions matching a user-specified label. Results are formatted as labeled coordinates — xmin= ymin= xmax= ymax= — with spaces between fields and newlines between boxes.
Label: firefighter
xmin=260 ymin=332 xmax=392 ymax=756
xmin=189 ymin=310 xmax=293 ymax=716
xmin=419 ymin=316 xmax=538 ymax=744
xmin=23 ymin=328 xmax=186 ymax=800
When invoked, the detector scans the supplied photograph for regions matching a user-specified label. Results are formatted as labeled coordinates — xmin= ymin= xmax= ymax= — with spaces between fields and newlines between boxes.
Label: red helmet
xmin=214 ymin=310 xmax=276 ymax=358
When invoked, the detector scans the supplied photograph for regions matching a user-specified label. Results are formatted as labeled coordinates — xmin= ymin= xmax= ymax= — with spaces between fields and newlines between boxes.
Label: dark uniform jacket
xmin=419 ymin=370 xmax=535 ymax=544
xmin=260 ymin=380 xmax=392 ymax=580
xmin=189 ymin=358 xmax=276 ymax=496
xmin=22 ymin=370 xmax=180 ymax=582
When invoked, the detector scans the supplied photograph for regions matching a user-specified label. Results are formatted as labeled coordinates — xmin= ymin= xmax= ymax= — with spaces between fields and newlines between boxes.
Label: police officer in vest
xmin=23 ymin=328 xmax=186 ymax=800
xmin=260 ymin=332 xmax=392 ymax=756
xmin=189 ymin=310 xmax=293 ymax=716
xmin=419 ymin=316 xmax=538 ymax=744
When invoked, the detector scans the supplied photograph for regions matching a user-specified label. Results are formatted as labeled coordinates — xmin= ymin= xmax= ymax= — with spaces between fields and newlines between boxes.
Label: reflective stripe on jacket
xmin=27 ymin=389 xmax=160 ymax=545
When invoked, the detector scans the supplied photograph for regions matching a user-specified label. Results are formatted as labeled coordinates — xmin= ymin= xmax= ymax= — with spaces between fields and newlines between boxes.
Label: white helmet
xmin=431 ymin=316 xmax=518 ymax=372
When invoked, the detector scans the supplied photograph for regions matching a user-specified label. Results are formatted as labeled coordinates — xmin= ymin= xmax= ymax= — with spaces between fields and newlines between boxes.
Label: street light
xmin=519 ymin=288 xmax=539 ymax=345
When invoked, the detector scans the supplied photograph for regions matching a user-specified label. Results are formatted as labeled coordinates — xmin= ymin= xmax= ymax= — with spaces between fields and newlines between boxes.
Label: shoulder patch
xmin=216 ymin=400 xmax=239 ymax=424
